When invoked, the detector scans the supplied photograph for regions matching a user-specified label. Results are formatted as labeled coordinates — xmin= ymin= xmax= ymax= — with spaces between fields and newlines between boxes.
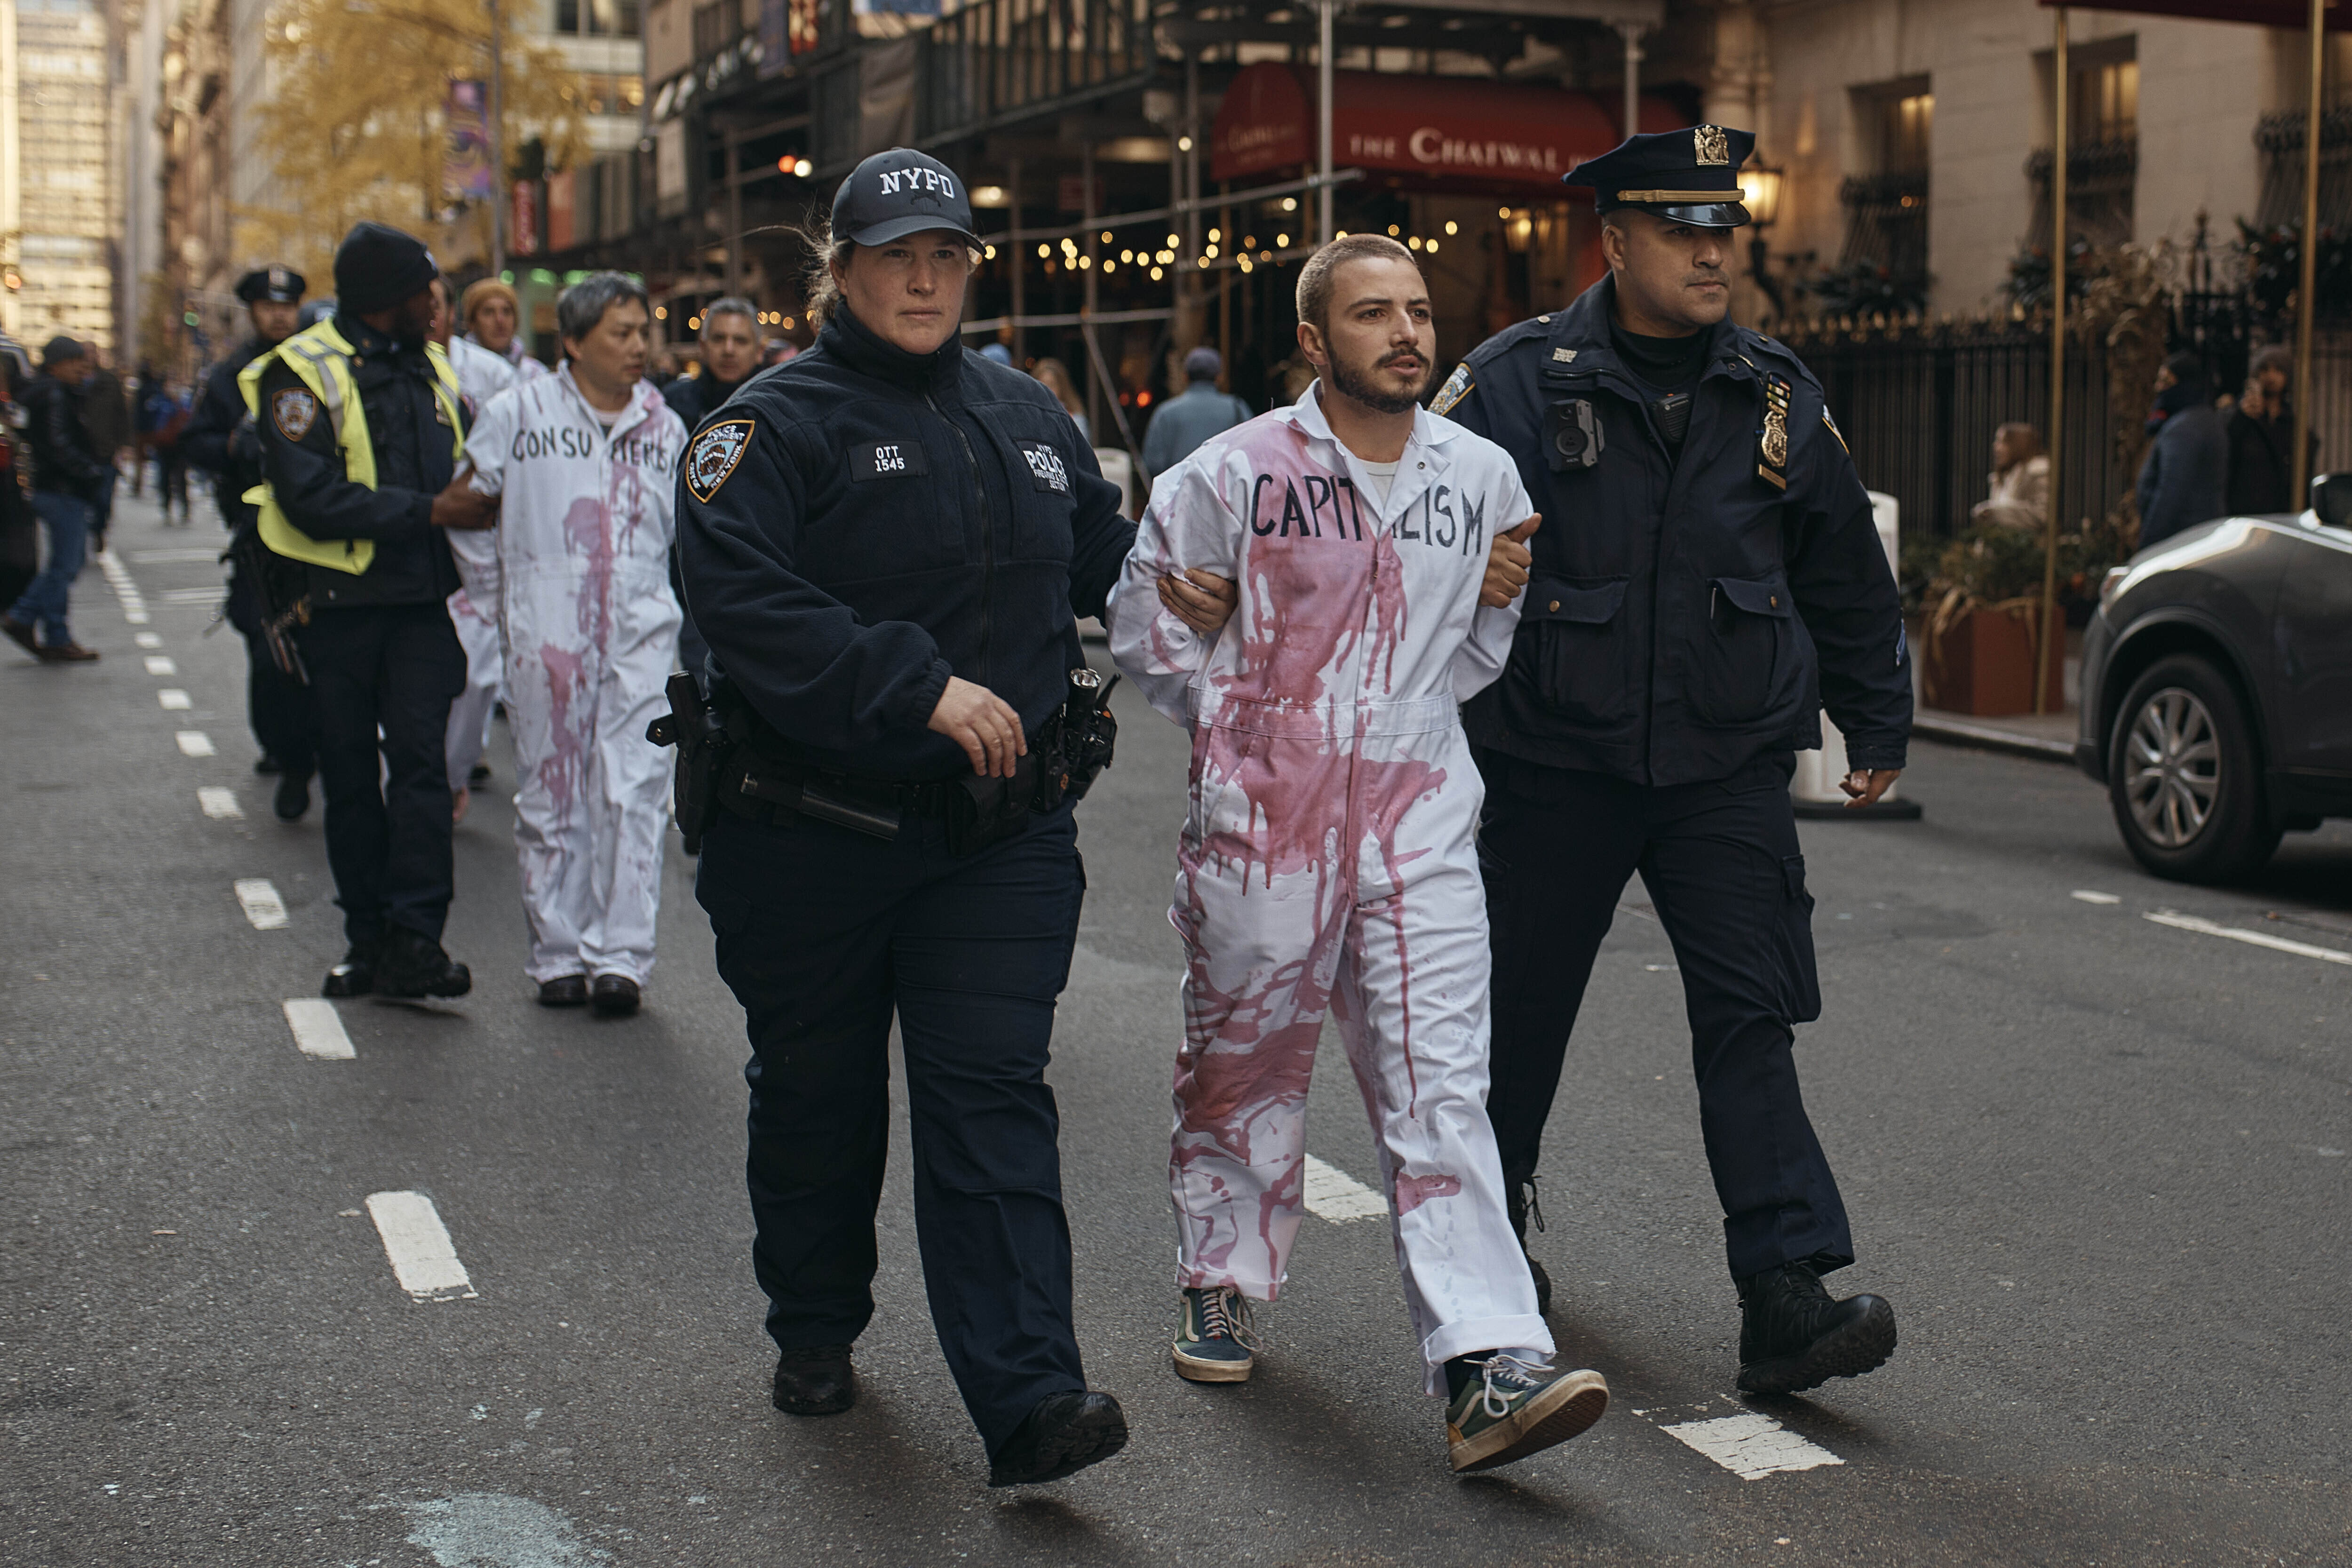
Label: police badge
xmin=271 ymin=387 xmax=318 ymax=442
xmin=686 ymin=417 xmax=755 ymax=503
xmin=1694 ymin=125 xmax=1731 ymax=167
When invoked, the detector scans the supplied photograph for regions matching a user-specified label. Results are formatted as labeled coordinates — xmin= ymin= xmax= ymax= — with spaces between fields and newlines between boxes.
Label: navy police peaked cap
xmin=833 ymin=148 xmax=982 ymax=249
xmin=1564 ymin=125 xmax=1756 ymax=230
xmin=236 ymin=264 xmax=306 ymax=304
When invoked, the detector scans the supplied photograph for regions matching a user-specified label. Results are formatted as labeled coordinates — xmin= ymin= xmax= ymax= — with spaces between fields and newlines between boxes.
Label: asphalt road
xmin=6 ymin=488 xmax=2348 ymax=1567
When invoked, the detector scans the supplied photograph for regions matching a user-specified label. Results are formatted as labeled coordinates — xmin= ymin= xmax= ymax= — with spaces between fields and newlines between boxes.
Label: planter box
xmin=1921 ymin=604 xmax=2067 ymax=717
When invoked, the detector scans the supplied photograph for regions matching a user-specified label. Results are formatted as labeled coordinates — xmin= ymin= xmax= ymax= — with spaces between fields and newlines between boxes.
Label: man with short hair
xmin=448 ymin=272 xmax=684 ymax=1016
xmin=662 ymin=296 xmax=762 ymax=431
xmin=2 ymin=337 xmax=111 ymax=662
xmin=2137 ymin=351 xmax=2230 ymax=548
xmin=2225 ymin=344 xmax=2305 ymax=517
xmin=183 ymin=264 xmax=317 ymax=811
xmin=1142 ymin=346 xmax=1252 ymax=477
xmin=251 ymin=222 xmax=494 ymax=1000
xmin=1111 ymin=234 xmax=1608 ymax=1474
xmin=1441 ymin=127 xmax=1911 ymax=1400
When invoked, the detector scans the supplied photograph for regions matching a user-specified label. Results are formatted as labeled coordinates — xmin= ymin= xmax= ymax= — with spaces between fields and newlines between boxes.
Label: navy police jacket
xmin=1443 ymin=276 xmax=1911 ymax=785
xmin=674 ymin=304 xmax=1136 ymax=780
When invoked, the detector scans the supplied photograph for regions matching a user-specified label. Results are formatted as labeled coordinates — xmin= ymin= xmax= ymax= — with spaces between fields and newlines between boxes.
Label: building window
xmin=556 ymin=0 xmax=641 ymax=38
xmin=2028 ymin=39 xmax=2137 ymax=249
xmin=1840 ymin=80 xmax=1931 ymax=294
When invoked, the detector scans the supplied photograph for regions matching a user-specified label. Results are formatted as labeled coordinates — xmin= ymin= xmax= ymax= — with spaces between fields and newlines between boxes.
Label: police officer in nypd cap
xmin=1437 ymin=126 xmax=1913 ymax=1397
xmin=673 ymin=148 xmax=1203 ymax=1487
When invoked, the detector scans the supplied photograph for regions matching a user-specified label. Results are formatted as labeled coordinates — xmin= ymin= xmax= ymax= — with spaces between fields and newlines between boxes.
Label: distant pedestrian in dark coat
xmin=2135 ymin=353 xmax=2229 ymax=550
xmin=2224 ymin=344 xmax=2311 ymax=517
xmin=1142 ymin=346 xmax=1253 ymax=478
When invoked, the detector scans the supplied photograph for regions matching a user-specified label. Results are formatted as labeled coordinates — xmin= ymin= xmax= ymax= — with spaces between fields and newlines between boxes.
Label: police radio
xmin=1544 ymin=398 xmax=1605 ymax=472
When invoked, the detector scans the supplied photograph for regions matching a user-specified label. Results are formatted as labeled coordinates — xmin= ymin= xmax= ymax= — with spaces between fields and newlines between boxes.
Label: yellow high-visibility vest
xmin=238 ymin=319 xmax=465 ymax=575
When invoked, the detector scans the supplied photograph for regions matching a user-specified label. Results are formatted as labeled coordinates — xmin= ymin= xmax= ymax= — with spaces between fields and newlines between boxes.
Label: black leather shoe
xmin=772 ymin=1345 xmax=856 ymax=1416
xmin=590 ymin=974 xmax=641 ymax=1017
xmin=986 ymin=1392 xmax=1128 ymax=1488
xmin=1506 ymin=1176 xmax=1553 ymax=1318
xmin=322 ymin=939 xmax=377 ymax=998
xmin=1735 ymin=1259 xmax=1897 ymax=1396
xmin=273 ymin=770 xmax=312 ymax=822
xmin=254 ymin=753 xmax=283 ymax=776
xmin=537 ymin=975 xmax=589 ymax=1008
xmin=374 ymin=926 xmax=473 ymax=999
xmin=468 ymin=763 xmax=492 ymax=787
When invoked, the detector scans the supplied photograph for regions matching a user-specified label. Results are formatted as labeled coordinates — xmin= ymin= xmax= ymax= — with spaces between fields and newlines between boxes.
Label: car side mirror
xmin=2310 ymin=472 xmax=2352 ymax=528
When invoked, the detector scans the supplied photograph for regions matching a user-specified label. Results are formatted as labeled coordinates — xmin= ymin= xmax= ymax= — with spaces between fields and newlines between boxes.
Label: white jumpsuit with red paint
xmin=1110 ymin=382 xmax=1548 ymax=1391
xmin=445 ymin=335 xmax=548 ymax=793
xmin=465 ymin=368 xmax=685 ymax=985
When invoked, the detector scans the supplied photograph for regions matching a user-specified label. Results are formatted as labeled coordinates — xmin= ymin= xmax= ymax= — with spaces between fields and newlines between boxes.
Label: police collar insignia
xmin=688 ymin=417 xmax=755 ymax=503
xmin=1694 ymin=125 xmax=1731 ymax=167
xmin=272 ymin=386 xmax=318 ymax=442
xmin=1429 ymin=362 xmax=1474 ymax=417
xmin=1757 ymin=374 xmax=1792 ymax=492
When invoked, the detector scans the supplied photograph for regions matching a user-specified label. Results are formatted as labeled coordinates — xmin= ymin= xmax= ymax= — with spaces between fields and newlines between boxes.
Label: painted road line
xmin=198 ymin=787 xmax=243 ymax=820
xmin=158 ymin=689 xmax=192 ymax=710
xmin=129 ymin=548 xmax=225 ymax=564
xmin=175 ymin=731 xmax=215 ymax=757
xmin=144 ymin=655 xmax=177 ymax=676
xmin=233 ymin=878 xmax=289 ymax=930
xmin=1302 ymin=1154 xmax=1389 ymax=1223
xmin=157 ymin=587 xmax=224 ymax=605
xmin=98 ymin=551 xmax=149 ymax=622
xmin=134 ymin=632 xmax=162 ymax=649
xmin=2071 ymin=890 xmax=2121 ymax=905
xmin=2145 ymin=910 xmax=2352 ymax=968
xmin=365 ymin=1191 xmax=478 ymax=1301
xmin=283 ymin=998 xmax=355 ymax=1060
xmin=1654 ymin=1411 xmax=1845 ymax=1481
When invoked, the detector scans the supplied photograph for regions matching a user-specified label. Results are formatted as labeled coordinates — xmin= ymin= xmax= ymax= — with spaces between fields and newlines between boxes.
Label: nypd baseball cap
xmin=833 ymin=148 xmax=982 ymax=249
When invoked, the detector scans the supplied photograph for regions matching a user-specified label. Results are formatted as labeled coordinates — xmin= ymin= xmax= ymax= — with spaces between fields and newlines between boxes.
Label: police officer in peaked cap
xmin=1435 ymin=126 xmax=1914 ymax=1397
xmin=674 ymin=147 xmax=1194 ymax=1487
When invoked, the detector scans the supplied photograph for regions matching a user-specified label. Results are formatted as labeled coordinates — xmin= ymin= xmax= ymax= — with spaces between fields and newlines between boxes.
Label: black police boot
xmin=590 ymin=975 xmax=641 ymax=1018
xmin=986 ymin=1391 xmax=1128 ymax=1488
xmin=322 ymin=938 xmax=378 ymax=998
xmin=1734 ymin=1259 xmax=1898 ymax=1396
xmin=772 ymin=1344 xmax=856 ymax=1416
xmin=1506 ymin=1175 xmax=1553 ymax=1318
xmin=254 ymin=752 xmax=282 ymax=776
xmin=374 ymin=926 xmax=473 ymax=1000
xmin=273 ymin=769 xmax=312 ymax=822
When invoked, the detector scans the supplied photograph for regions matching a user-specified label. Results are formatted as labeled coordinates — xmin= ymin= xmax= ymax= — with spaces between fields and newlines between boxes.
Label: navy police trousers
xmin=696 ymin=800 xmax=1089 ymax=1456
xmin=1475 ymin=751 xmax=1855 ymax=1279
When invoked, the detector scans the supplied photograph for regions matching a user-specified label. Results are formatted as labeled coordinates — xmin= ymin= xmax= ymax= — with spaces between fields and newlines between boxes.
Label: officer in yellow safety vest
xmin=249 ymin=221 xmax=499 ymax=1001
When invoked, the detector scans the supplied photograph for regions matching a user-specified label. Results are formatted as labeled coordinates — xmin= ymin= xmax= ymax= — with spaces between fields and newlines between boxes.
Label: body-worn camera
xmin=1544 ymin=398 xmax=1605 ymax=472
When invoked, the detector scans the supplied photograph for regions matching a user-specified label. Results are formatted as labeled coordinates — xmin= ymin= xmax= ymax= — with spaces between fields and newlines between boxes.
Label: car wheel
xmin=2107 ymin=653 xmax=2280 ymax=883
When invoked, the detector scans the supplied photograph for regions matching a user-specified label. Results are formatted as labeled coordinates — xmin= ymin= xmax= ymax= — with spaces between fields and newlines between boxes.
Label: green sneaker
xmin=1445 ymin=1353 xmax=1608 ymax=1472
xmin=1171 ymin=1285 xmax=1256 ymax=1383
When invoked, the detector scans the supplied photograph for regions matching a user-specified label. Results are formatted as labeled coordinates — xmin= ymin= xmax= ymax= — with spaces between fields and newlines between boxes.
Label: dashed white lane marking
xmin=198 ymin=787 xmax=243 ymax=819
xmin=2145 ymin=910 xmax=2352 ymax=968
xmin=233 ymin=878 xmax=289 ymax=930
xmin=1655 ymin=1411 xmax=1846 ymax=1480
xmin=1302 ymin=1154 xmax=1389 ymax=1222
xmin=143 ymin=655 xmax=176 ymax=676
xmin=282 ymin=998 xmax=355 ymax=1059
xmin=129 ymin=547 xmax=223 ymax=564
xmin=97 ymin=551 xmax=149 ymax=622
xmin=366 ymin=1191 xmax=478 ymax=1300
xmin=175 ymin=730 xmax=216 ymax=757
xmin=158 ymin=688 xmax=192 ymax=710
xmin=2071 ymin=890 xmax=2121 ymax=905
xmin=157 ymin=586 xmax=223 ymax=605
xmin=134 ymin=632 xmax=162 ymax=649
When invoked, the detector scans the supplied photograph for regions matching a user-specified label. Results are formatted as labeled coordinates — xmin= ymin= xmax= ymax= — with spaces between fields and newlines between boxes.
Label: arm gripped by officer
xmin=259 ymin=357 xmax=496 ymax=540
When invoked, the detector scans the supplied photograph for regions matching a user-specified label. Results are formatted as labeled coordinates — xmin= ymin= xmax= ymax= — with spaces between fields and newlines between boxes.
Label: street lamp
xmin=1739 ymin=161 xmax=1787 ymax=319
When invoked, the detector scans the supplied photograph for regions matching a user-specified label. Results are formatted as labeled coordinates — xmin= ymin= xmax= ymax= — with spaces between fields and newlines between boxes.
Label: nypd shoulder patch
xmin=271 ymin=387 xmax=318 ymax=442
xmin=686 ymin=417 xmax=755 ymax=504
xmin=1429 ymin=362 xmax=1475 ymax=418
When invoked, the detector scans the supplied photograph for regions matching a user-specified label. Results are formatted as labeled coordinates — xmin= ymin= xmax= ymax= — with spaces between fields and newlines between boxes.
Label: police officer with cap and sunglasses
xmin=1435 ymin=126 xmax=1913 ymax=1399
xmin=670 ymin=147 xmax=1181 ymax=1488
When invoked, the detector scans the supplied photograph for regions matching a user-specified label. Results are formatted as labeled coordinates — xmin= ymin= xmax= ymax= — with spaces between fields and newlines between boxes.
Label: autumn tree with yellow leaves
xmin=238 ymin=0 xmax=588 ymax=280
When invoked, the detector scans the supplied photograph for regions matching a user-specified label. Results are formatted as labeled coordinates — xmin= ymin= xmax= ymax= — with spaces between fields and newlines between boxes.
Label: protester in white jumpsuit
xmin=458 ymin=273 xmax=683 ymax=1015
xmin=1111 ymin=235 xmax=1606 ymax=1472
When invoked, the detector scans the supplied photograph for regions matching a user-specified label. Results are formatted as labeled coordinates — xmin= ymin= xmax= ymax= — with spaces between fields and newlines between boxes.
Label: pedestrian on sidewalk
xmin=142 ymin=378 xmax=194 ymax=522
xmin=247 ymin=222 xmax=494 ymax=1000
xmin=2136 ymin=352 xmax=2229 ymax=549
xmin=1110 ymin=234 xmax=1612 ymax=1474
xmin=675 ymin=148 xmax=1136 ymax=1488
xmin=1141 ymin=345 xmax=1251 ymax=478
xmin=1970 ymin=422 xmax=2049 ymax=533
xmin=2 ymin=337 xmax=111 ymax=663
xmin=183 ymin=264 xmax=319 ymax=813
xmin=441 ymin=277 xmax=550 ymax=818
xmin=2225 ymin=345 xmax=2311 ymax=517
xmin=76 ymin=346 xmax=130 ymax=557
xmin=447 ymin=272 xmax=683 ymax=1018
xmin=1441 ymin=125 xmax=1910 ymax=1398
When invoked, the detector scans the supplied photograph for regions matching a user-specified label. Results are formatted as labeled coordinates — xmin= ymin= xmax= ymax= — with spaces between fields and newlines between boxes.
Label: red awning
xmin=2034 ymin=0 xmax=2352 ymax=29
xmin=1210 ymin=62 xmax=1687 ymax=191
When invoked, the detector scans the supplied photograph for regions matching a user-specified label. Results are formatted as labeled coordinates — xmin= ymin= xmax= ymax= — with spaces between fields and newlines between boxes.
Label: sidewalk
xmin=1908 ymin=624 xmax=2082 ymax=765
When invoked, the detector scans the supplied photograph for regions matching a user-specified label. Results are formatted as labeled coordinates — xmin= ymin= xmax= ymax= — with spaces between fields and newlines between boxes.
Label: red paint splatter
xmin=1394 ymin=1172 xmax=1462 ymax=1215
